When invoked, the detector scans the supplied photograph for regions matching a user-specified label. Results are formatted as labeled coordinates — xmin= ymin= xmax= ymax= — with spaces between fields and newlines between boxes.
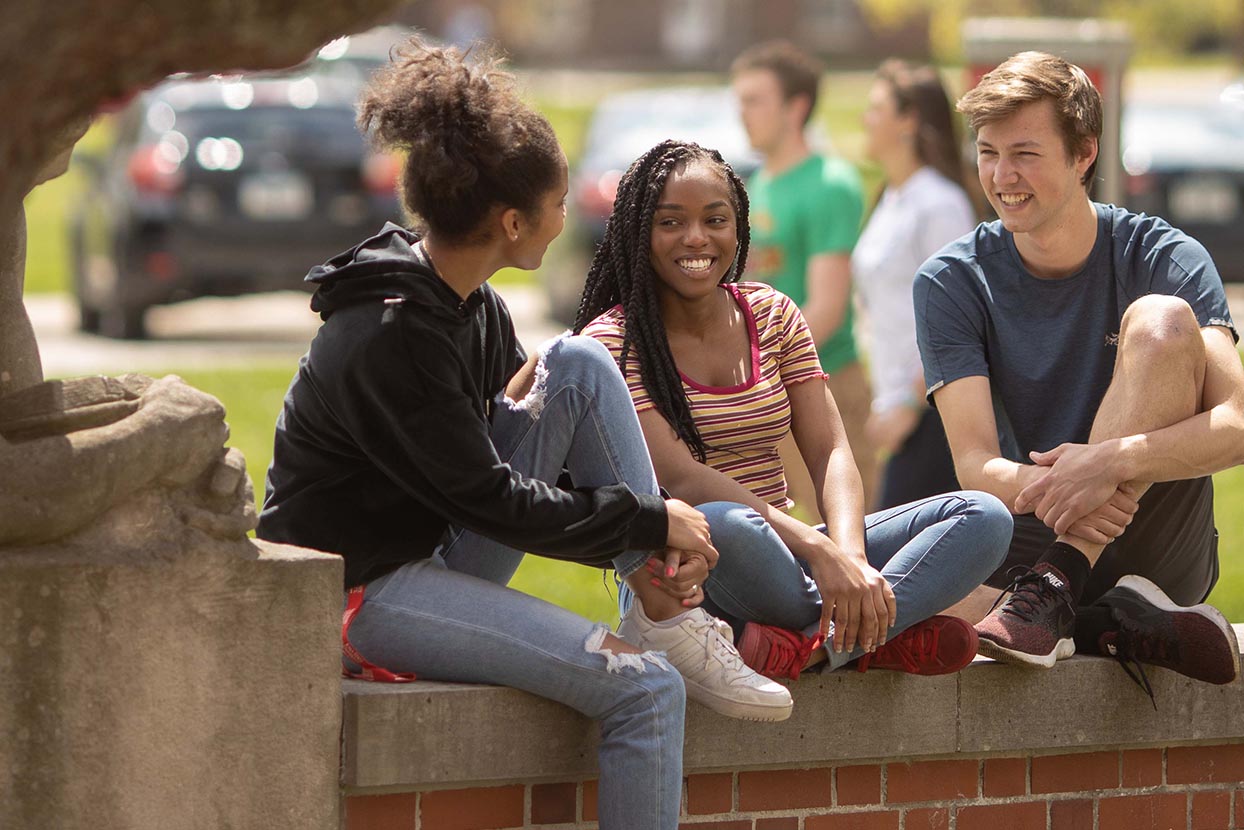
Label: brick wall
xmin=343 ymin=743 xmax=1244 ymax=830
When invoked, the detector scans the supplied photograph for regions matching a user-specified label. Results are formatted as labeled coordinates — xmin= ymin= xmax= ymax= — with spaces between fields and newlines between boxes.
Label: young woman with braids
xmin=257 ymin=43 xmax=792 ymax=830
xmin=575 ymin=140 xmax=1014 ymax=679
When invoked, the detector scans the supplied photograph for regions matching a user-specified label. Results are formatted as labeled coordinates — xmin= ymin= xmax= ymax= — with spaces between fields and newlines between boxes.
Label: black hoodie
xmin=257 ymin=224 xmax=668 ymax=587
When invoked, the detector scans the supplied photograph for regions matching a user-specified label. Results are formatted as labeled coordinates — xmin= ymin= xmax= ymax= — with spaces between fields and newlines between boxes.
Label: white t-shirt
xmin=851 ymin=166 xmax=975 ymax=414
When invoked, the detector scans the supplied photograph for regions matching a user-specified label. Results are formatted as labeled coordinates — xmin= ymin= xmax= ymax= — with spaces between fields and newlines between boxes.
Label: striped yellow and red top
xmin=583 ymin=282 xmax=827 ymax=511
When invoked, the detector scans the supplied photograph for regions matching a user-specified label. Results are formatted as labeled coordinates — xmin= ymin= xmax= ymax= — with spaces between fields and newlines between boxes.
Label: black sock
xmin=1074 ymin=605 xmax=1115 ymax=655
xmin=1037 ymin=541 xmax=1092 ymax=606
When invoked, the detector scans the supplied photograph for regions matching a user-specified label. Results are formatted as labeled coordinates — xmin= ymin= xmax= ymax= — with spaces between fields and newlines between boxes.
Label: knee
xmin=545 ymin=334 xmax=616 ymax=373
xmin=696 ymin=501 xmax=766 ymax=567
xmin=961 ymin=490 xmax=1014 ymax=567
xmin=628 ymin=654 xmax=687 ymax=718
xmin=1119 ymin=295 xmax=1201 ymax=361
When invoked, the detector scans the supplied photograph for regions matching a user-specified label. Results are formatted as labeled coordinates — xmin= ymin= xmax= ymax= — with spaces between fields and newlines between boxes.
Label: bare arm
xmin=788 ymin=376 xmax=865 ymax=557
xmin=801 ymin=252 xmax=852 ymax=347
xmin=933 ymin=375 xmax=1046 ymax=507
xmin=939 ymin=375 xmax=1140 ymax=545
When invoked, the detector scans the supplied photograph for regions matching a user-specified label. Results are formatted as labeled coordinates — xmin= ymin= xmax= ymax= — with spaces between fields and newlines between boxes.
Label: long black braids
xmin=572 ymin=140 xmax=751 ymax=462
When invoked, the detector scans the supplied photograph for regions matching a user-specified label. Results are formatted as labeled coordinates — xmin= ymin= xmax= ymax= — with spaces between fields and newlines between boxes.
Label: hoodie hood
xmin=306 ymin=222 xmax=481 ymax=321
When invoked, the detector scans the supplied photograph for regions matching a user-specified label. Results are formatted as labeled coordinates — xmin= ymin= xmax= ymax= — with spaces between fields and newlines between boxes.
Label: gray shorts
xmin=986 ymin=476 xmax=1219 ymax=606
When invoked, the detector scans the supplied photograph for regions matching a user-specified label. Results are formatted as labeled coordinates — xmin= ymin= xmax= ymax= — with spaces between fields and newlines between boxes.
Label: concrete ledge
xmin=1 ymin=538 xmax=343 ymax=829
xmin=342 ymin=625 xmax=1244 ymax=792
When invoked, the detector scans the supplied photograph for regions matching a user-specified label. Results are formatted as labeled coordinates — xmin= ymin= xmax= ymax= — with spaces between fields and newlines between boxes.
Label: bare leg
xmin=624 ymin=570 xmax=690 ymax=622
xmin=1061 ymin=295 xmax=1206 ymax=564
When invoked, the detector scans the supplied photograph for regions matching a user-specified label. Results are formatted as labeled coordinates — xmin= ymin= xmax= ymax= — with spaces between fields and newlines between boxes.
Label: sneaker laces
xmin=856 ymin=624 xmax=940 ymax=673
xmin=687 ymin=614 xmax=747 ymax=673
xmin=990 ymin=566 xmax=1075 ymax=624
xmin=1107 ymin=616 xmax=1159 ymax=709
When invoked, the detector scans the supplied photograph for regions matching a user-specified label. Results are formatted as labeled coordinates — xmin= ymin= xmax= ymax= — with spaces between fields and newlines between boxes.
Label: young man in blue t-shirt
xmin=914 ymin=51 xmax=1244 ymax=693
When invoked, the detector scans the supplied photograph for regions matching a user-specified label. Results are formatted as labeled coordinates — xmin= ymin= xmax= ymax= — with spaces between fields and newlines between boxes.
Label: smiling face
xmin=975 ymin=98 xmax=1096 ymax=240
xmin=648 ymin=159 xmax=739 ymax=304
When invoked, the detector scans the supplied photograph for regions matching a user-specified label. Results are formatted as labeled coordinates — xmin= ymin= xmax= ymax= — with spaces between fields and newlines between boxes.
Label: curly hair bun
xmin=357 ymin=37 xmax=562 ymax=241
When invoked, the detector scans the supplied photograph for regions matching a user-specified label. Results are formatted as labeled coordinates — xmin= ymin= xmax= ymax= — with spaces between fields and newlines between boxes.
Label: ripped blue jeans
xmin=345 ymin=335 xmax=684 ymax=830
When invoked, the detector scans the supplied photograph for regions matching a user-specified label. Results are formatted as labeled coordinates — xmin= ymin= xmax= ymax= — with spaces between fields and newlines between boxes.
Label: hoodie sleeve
xmin=331 ymin=316 xmax=668 ymax=566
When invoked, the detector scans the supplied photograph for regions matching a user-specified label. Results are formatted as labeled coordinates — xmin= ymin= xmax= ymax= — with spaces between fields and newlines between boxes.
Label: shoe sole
xmin=1114 ymin=575 xmax=1241 ymax=683
xmin=977 ymin=634 xmax=1075 ymax=669
xmin=682 ymin=680 xmax=794 ymax=722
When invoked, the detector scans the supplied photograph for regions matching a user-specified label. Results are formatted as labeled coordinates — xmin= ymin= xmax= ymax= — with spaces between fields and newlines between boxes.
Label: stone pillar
xmin=0 ymin=539 xmax=343 ymax=829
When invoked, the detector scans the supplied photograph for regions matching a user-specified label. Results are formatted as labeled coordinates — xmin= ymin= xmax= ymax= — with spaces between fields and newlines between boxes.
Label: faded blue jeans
xmin=622 ymin=493 xmax=1013 ymax=670
xmin=345 ymin=335 xmax=684 ymax=830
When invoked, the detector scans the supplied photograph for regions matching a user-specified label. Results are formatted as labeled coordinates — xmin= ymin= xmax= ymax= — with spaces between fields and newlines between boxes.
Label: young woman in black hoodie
xmin=257 ymin=40 xmax=791 ymax=830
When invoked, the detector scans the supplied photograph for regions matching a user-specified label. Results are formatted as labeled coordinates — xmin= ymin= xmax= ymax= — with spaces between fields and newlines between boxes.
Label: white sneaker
xmin=618 ymin=604 xmax=794 ymax=722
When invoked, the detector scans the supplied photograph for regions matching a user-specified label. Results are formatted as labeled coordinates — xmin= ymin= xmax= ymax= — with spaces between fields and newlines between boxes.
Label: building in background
xmin=397 ymin=0 xmax=930 ymax=69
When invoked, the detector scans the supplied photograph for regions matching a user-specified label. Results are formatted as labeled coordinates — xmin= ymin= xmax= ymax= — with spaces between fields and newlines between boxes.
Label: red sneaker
xmin=855 ymin=615 xmax=979 ymax=675
xmin=737 ymin=622 xmax=825 ymax=681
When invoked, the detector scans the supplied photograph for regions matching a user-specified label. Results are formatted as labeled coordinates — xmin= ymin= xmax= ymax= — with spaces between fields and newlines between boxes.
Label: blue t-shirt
xmin=914 ymin=203 xmax=1237 ymax=463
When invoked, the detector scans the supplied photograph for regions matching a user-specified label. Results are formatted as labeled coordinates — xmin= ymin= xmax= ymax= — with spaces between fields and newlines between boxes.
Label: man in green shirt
xmin=732 ymin=40 xmax=876 ymax=508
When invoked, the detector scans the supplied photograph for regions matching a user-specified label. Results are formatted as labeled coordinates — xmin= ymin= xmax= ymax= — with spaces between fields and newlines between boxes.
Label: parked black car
xmin=546 ymin=86 xmax=762 ymax=324
xmin=1121 ymin=87 xmax=1244 ymax=283
xmin=70 ymin=67 xmax=403 ymax=338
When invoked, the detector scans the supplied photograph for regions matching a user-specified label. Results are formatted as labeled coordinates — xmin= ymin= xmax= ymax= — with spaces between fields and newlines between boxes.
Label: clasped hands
xmin=1014 ymin=441 xmax=1142 ymax=544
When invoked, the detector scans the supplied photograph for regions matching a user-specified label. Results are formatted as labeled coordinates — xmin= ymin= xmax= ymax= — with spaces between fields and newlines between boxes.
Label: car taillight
xmin=127 ymin=144 xmax=184 ymax=195
xmin=364 ymin=152 xmax=402 ymax=196
xmin=576 ymin=170 xmax=623 ymax=217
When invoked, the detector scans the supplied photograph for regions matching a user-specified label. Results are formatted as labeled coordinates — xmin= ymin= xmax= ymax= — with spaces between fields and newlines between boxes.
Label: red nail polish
xmin=650 ymin=578 xmax=660 ymax=587
xmin=666 ymin=567 xmax=675 ymax=577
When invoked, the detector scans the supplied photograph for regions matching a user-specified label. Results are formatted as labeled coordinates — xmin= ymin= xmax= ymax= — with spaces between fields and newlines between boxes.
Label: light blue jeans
xmin=622 ymin=493 xmax=1013 ymax=670
xmin=345 ymin=335 xmax=684 ymax=830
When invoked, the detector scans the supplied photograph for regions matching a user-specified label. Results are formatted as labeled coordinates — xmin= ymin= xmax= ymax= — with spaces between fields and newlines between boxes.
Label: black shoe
xmin=1095 ymin=575 xmax=1240 ymax=705
xmin=975 ymin=563 xmax=1077 ymax=668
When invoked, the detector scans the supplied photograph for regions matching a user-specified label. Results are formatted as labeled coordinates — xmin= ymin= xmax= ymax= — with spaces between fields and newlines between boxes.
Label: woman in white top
xmin=851 ymin=60 xmax=978 ymax=509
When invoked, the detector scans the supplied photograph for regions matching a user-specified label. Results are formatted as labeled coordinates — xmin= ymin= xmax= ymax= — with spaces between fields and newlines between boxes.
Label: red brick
xmin=678 ymin=822 xmax=750 ymax=830
xmin=1192 ymin=790 xmax=1232 ymax=830
xmin=1169 ymin=745 xmax=1244 ymax=785
xmin=983 ymin=757 xmax=1027 ymax=797
xmin=886 ymin=760 xmax=978 ymax=803
xmin=738 ymin=768 xmax=833 ymax=811
xmin=1236 ymin=790 xmax=1244 ymax=829
xmin=805 ymin=811 xmax=900 ymax=830
xmin=1098 ymin=793 xmax=1187 ymax=830
xmin=1051 ymin=799 xmax=1094 ymax=830
xmin=1122 ymin=749 xmax=1164 ymax=788
xmin=955 ymin=802 xmax=1047 ymax=830
xmin=757 ymin=819 xmax=801 ymax=830
xmin=420 ymin=786 xmax=524 ymax=830
xmin=837 ymin=764 xmax=882 ymax=806
xmin=530 ymin=782 xmax=576 ymax=825
xmin=1032 ymin=751 xmax=1120 ymax=794
xmin=903 ymin=807 xmax=951 ymax=830
xmin=581 ymin=780 xmax=598 ymax=822
xmin=687 ymin=773 xmax=733 ymax=815
xmin=344 ymin=794 xmax=417 ymax=830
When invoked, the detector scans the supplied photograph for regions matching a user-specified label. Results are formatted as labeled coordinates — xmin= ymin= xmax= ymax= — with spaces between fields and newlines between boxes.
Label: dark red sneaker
xmin=737 ymin=622 xmax=824 ymax=681
xmin=854 ymin=615 xmax=979 ymax=675
xmin=976 ymin=563 xmax=1077 ymax=668
xmin=1095 ymin=575 xmax=1239 ymax=701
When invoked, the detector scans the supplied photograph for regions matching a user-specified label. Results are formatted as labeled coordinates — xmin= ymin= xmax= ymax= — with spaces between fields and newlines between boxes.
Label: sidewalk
xmin=28 ymin=283 xmax=563 ymax=378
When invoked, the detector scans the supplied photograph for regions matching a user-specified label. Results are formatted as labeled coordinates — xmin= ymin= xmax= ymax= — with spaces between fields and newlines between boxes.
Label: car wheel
xmin=99 ymin=304 xmax=148 ymax=340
